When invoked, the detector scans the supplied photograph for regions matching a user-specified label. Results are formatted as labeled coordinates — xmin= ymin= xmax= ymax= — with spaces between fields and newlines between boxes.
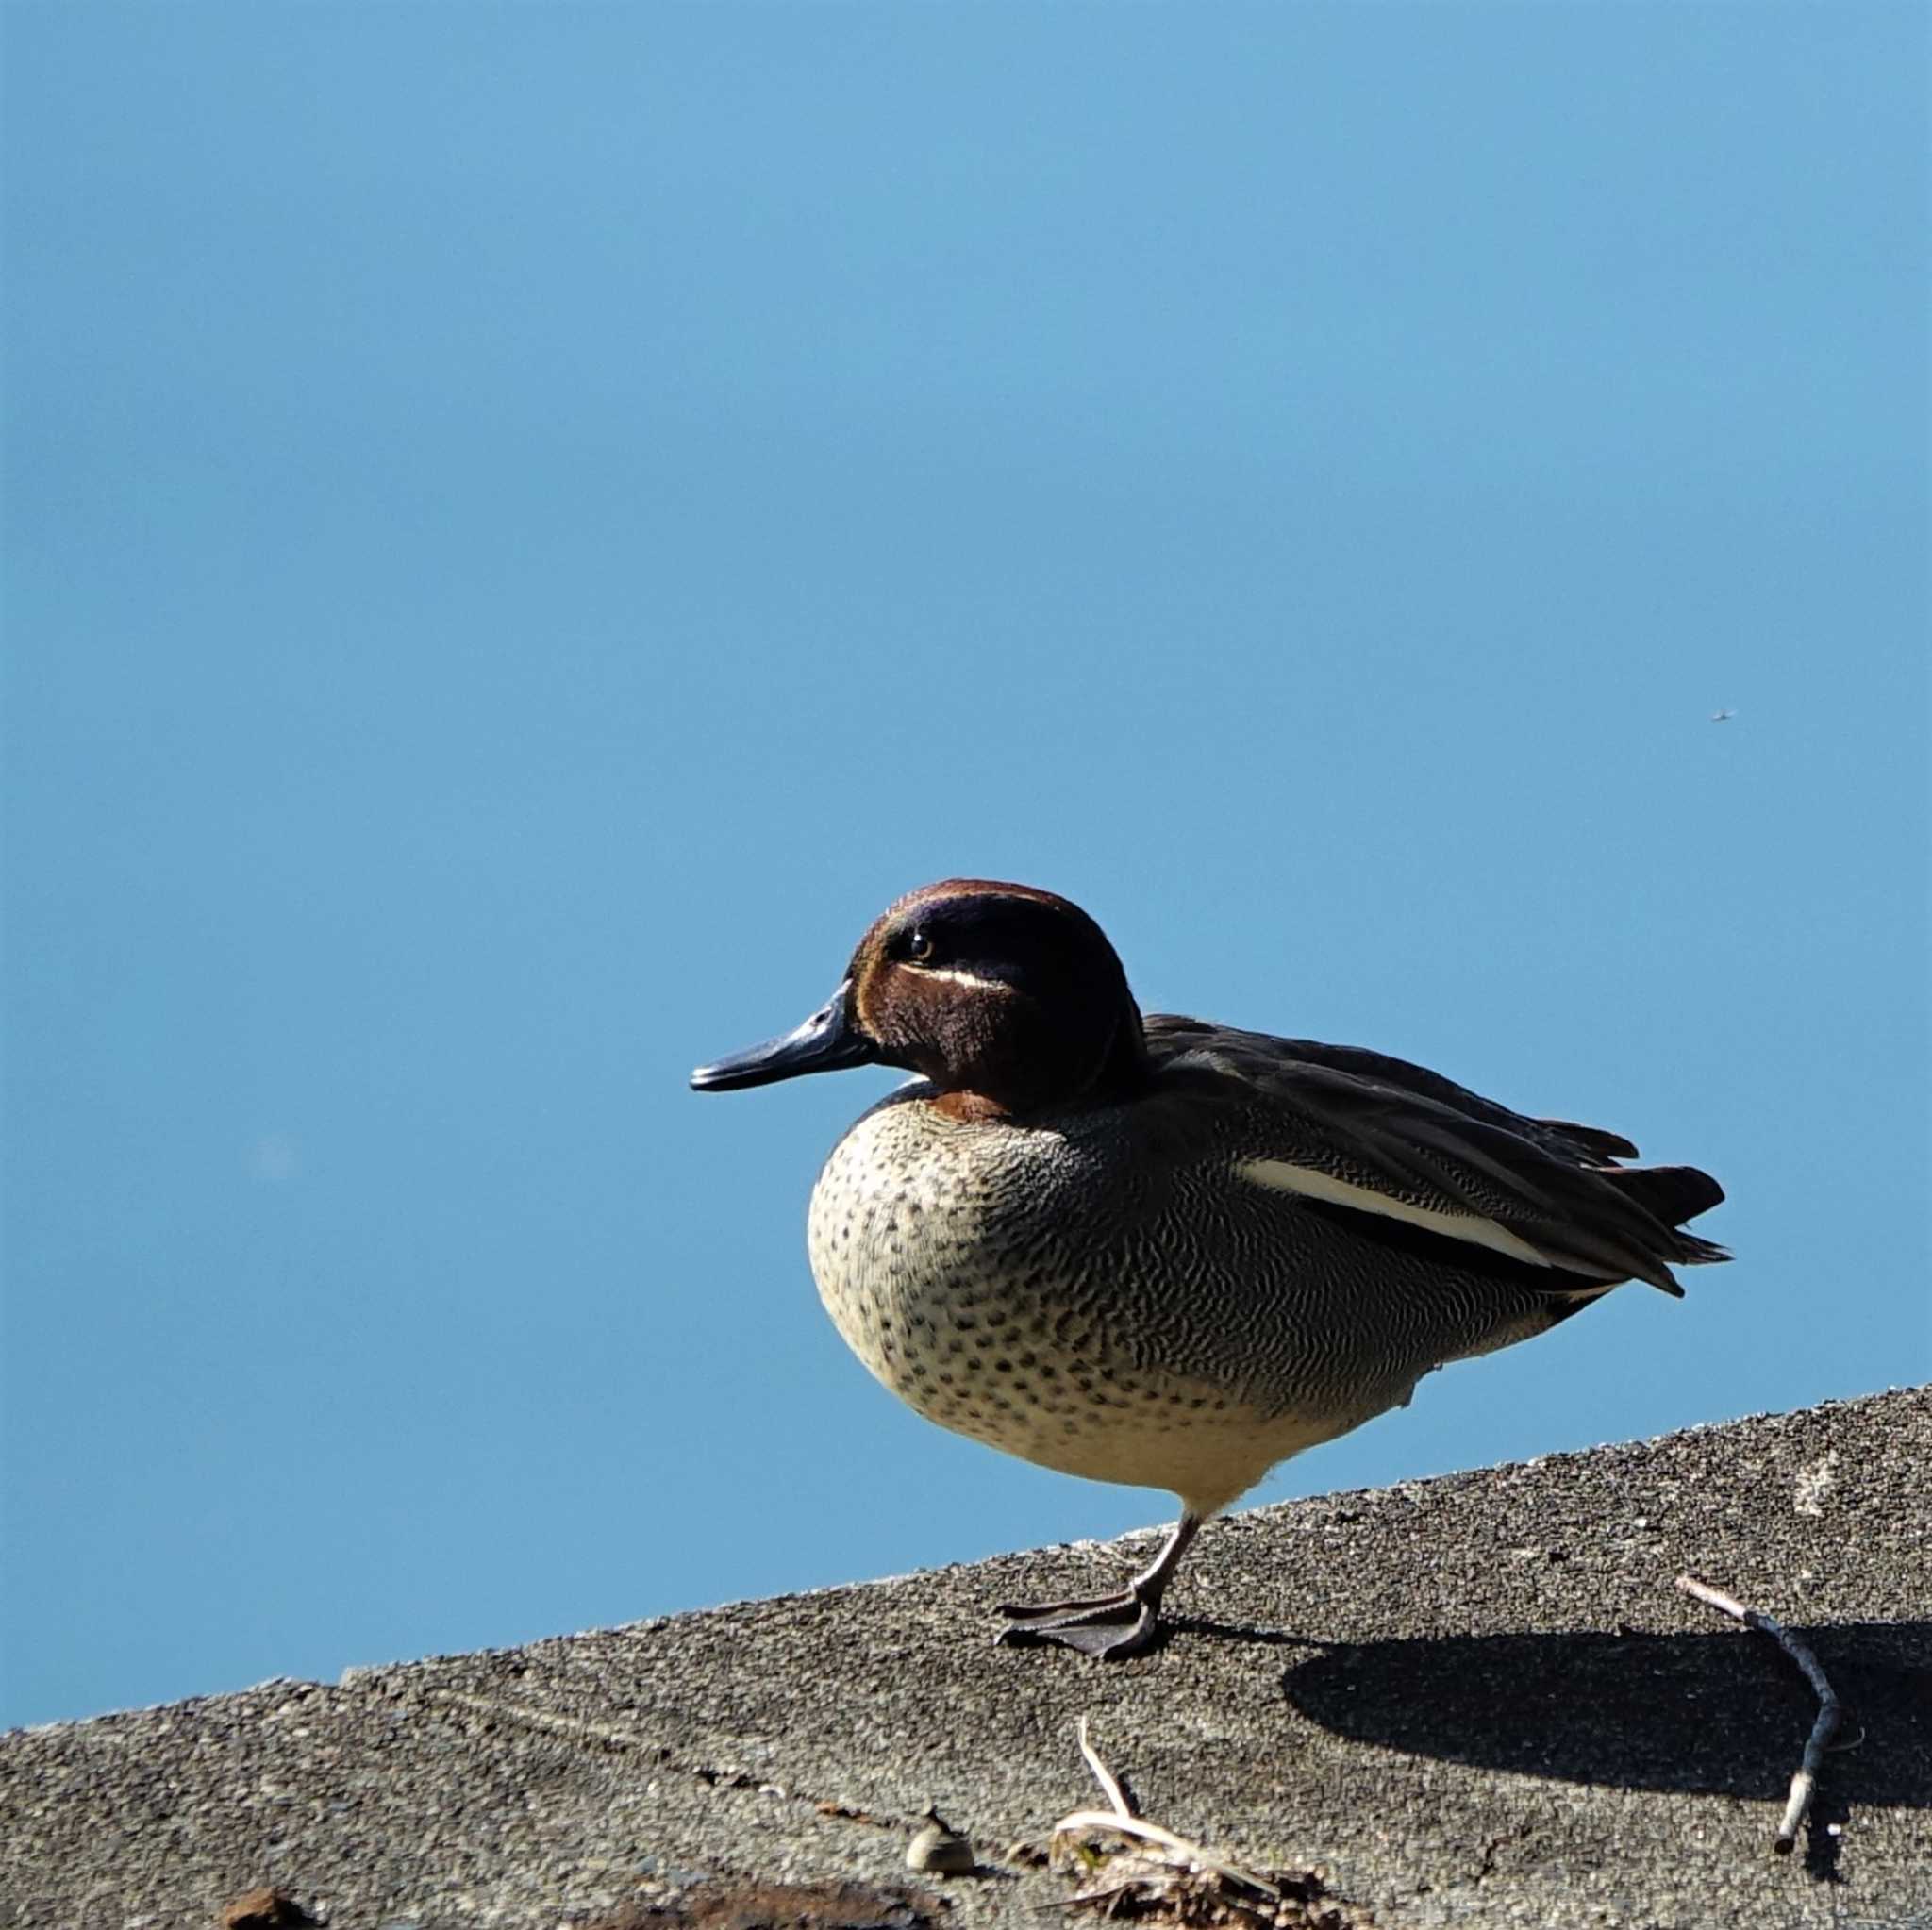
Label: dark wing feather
xmin=1144 ymin=1015 xmax=1727 ymax=1295
xmin=1150 ymin=1023 xmax=1643 ymax=1164
xmin=1532 ymin=1116 xmax=1641 ymax=1162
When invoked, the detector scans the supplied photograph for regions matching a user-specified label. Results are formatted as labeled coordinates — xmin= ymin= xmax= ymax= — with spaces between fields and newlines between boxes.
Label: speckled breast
xmin=808 ymin=1090 xmax=1085 ymax=1418
xmin=802 ymin=1087 xmax=1369 ymax=1510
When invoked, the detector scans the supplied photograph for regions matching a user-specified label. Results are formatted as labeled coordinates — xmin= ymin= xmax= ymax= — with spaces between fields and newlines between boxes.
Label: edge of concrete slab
xmin=5 ymin=1386 xmax=1929 ymax=1930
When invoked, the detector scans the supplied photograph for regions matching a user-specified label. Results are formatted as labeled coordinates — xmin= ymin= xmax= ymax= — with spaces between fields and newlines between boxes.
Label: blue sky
xmin=4 ymin=3 xmax=1925 ymax=1730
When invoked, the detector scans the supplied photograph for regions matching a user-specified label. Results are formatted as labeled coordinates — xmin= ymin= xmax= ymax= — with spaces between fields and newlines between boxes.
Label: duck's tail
xmin=1610 ymin=1163 xmax=1729 ymax=1263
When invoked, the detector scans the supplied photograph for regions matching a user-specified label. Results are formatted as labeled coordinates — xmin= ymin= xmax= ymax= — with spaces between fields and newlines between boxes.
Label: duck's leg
xmin=994 ymin=1513 xmax=1201 ymax=1660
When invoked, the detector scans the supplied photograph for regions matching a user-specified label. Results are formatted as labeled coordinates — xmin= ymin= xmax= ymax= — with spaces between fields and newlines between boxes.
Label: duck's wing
xmin=1271 ymin=1041 xmax=1644 ymax=1164
xmin=1143 ymin=1015 xmax=1727 ymax=1296
xmin=1148 ymin=1018 xmax=1641 ymax=1163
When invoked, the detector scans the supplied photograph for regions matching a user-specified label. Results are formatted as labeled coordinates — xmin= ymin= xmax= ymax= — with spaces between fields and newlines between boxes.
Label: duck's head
xmin=691 ymin=879 xmax=1146 ymax=1119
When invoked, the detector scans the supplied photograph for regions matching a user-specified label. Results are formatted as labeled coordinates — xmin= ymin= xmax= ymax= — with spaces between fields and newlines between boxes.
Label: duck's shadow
xmin=1176 ymin=1614 xmax=1931 ymax=1822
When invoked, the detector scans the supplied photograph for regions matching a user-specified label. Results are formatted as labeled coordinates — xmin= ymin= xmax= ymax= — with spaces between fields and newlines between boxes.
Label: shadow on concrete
xmin=1274 ymin=1619 xmax=1932 ymax=1817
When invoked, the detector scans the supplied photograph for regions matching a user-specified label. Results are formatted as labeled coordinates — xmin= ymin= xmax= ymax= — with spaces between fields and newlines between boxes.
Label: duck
xmin=691 ymin=878 xmax=1727 ymax=1660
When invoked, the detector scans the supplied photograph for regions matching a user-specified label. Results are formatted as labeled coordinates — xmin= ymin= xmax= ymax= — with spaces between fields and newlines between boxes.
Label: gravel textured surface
xmin=5 ymin=1388 xmax=1928 ymax=1930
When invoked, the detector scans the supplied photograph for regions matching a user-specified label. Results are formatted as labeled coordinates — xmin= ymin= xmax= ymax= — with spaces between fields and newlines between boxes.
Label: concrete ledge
xmin=5 ymin=1388 xmax=1928 ymax=1929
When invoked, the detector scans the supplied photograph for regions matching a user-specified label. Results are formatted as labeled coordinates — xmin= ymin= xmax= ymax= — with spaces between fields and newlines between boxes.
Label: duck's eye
xmin=904 ymin=929 xmax=936 ymax=964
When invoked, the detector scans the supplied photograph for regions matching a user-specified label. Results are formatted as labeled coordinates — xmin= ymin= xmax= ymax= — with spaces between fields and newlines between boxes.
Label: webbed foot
xmin=991 ymin=1510 xmax=1204 ymax=1662
xmin=994 ymin=1589 xmax=1163 ymax=1660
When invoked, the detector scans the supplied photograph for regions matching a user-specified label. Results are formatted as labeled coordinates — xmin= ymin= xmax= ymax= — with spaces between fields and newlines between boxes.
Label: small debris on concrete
xmin=1052 ymin=1721 xmax=1373 ymax=1927
xmin=906 ymin=1806 xmax=975 ymax=1874
xmin=219 ymin=1890 xmax=319 ymax=1930
xmin=815 ymin=1798 xmax=887 ymax=1826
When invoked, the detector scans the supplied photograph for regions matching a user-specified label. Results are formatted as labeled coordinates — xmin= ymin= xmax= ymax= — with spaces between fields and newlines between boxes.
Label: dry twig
xmin=1047 ymin=1722 xmax=1370 ymax=1927
xmin=1675 ymin=1572 xmax=1843 ymax=1854
xmin=1076 ymin=1714 xmax=1135 ymax=1821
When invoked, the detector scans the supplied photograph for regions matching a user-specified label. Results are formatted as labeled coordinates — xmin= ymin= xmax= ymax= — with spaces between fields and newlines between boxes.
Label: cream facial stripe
xmin=1234 ymin=1157 xmax=1557 ymax=1268
xmin=918 ymin=965 xmax=1011 ymax=992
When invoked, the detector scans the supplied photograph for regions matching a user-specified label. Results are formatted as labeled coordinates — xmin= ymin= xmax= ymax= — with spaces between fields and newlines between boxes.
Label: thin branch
xmin=1675 ymin=1572 xmax=1843 ymax=1854
xmin=1076 ymin=1715 xmax=1133 ymax=1820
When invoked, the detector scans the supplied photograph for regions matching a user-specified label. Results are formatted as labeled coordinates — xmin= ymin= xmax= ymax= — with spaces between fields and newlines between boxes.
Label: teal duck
xmin=691 ymin=879 xmax=1726 ymax=1659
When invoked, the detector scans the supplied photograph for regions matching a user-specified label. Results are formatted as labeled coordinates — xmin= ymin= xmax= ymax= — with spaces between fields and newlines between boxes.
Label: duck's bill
xmin=690 ymin=987 xmax=879 ymax=1092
